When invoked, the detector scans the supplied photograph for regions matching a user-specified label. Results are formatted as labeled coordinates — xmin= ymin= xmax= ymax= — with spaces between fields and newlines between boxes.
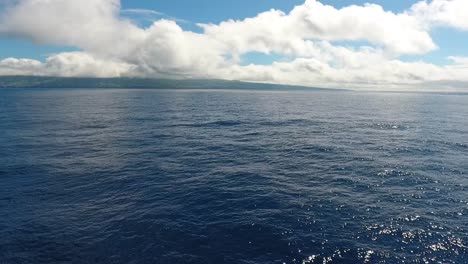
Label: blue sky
xmin=1 ymin=0 xmax=468 ymax=90
xmin=2 ymin=0 xmax=466 ymax=65
xmin=120 ymin=0 xmax=418 ymax=23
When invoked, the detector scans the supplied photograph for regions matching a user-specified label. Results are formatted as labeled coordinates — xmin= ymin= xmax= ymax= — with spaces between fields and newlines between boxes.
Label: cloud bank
xmin=0 ymin=0 xmax=468 ymax=90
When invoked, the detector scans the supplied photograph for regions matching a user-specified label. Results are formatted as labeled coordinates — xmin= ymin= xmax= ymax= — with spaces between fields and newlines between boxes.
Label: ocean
xmin=0 ymin=88 xmax=467 ymax=263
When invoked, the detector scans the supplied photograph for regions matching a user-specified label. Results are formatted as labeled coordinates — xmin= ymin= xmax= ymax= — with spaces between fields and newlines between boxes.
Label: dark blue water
xmin=0 ymin=89 xmax=467 ymax=264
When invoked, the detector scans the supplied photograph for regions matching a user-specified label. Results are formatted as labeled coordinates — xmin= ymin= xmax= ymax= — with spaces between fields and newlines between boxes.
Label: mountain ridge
xmin=0 ymin=76 xmax=344 ymax=91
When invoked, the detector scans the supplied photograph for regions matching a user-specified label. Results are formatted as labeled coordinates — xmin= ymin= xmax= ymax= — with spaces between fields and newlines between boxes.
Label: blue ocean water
xmin=0 ymin=88 xmax=467 ymax=264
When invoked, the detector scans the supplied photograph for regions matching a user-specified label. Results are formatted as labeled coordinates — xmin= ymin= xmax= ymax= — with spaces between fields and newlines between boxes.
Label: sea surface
xmin=0 ymin=88 xmax=467 ymax=264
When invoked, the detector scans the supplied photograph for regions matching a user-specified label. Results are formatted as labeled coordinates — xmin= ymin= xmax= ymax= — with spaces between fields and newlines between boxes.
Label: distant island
xmin=0 ymin=76 xmax=341 ymax=91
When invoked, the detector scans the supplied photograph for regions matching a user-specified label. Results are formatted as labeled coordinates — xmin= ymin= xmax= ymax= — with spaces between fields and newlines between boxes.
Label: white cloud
xmin=120 ymin=8 xmax=189 ymax=24
xmin=448 ymin=56 xmax=468 ymax=65
xmin=130 ymin=20 xmax=227 ymax=78
xmin=0 ymin=57 xmax=42 ymax=76
xmin=410 ymin=0 xmax=468 ymax=30
xmin=0 ymin=0 xmax=468 ymax=90
xmin=42 ymin=52 xmax=135 ymax=77
xmin=0 ymin=52 xmax=134 ymax=77
xmin=121 ymin=9 xmax=163 ymax=16
xmin=0 ymin=0 xmax=145 ymax=56
xmin=215 ymin=58 xmax=444 ymax=89
xmin=200 ymin=0 xmax=436 ymax=57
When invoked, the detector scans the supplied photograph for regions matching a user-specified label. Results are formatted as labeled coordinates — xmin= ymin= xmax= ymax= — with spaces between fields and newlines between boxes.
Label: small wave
xmin=259 ymin=119 xmax=321 ymax=127
xmin=377 ymin=169 xmax=412 ymax=177
xmin=301 ymin=248 xmax=378 ymax=264
xmin=150 ymin=134 xmax=174 ymax=139
xmin=79 ymin=124 xmax=109 ymax=129
xmin=302 ymin=144 xmax=337 ymax=153
xmin=371 ymin=123 xmax=408 ymax=130
xmin=173 ymin=120 xmax=243 ymax=128
xmin=205 ymin=120 xmax=243 ymax=127
xmin=0 ymin=197 xmax=13 ymax=202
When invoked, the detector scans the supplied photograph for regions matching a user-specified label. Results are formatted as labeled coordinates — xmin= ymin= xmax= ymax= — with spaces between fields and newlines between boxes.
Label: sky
xmin=0 ymin=0 xmax=468 ymax=90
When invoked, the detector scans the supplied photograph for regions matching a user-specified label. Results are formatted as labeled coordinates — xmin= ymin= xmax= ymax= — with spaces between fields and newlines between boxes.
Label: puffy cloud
xmin=0 ymin=0 xmax=468 ymax=90
xmin=410 ymin=0 xmax=468 ymax=30
xmin=0 ymin=0 xmax=225 ymax=78
xmin=0 ymin=0 xmax=144 ymax=56
xmin=129 ymin=20 xmax=227 ymax=78
xmin=0 ymin=57 xmax=42 ymax=75
xmin=448 ymin=56 xmax=468 ymax=65
xmin=200 ymin=0 xmax=436 ymax=57
xmin=0 ymin=52 xmax=134 ymax=77
xmin=216 ymin=57 xmax=444 ymax=89
xmin=42 ymin=52 xmax=135 ymax=77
